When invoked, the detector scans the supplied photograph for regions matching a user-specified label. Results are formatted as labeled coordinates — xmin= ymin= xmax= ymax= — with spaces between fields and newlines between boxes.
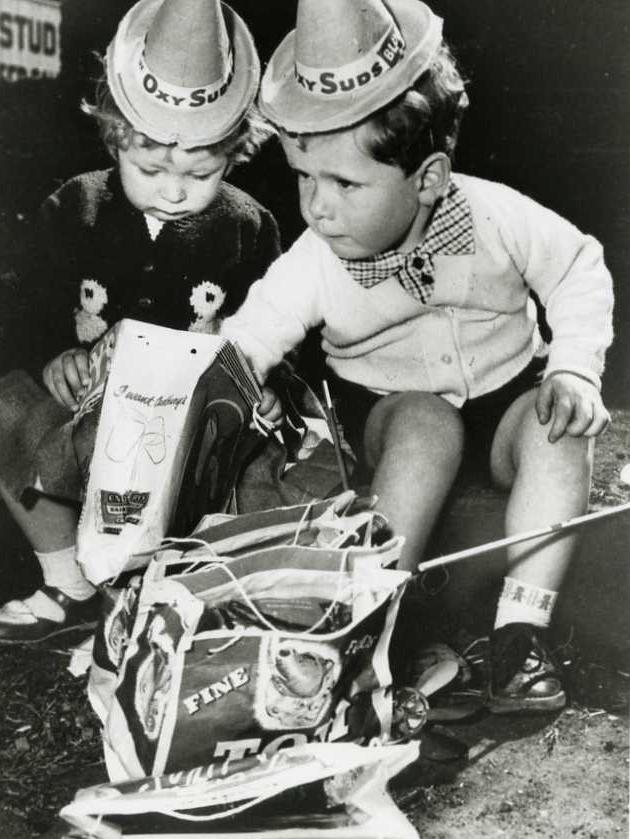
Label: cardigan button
xmin=143 ymin=263 xmax=155 ymax=273
xmin=138 ymin=297 xmax=154 ymax=308
xmin=441 ymin=353 xmax=453 ymax=365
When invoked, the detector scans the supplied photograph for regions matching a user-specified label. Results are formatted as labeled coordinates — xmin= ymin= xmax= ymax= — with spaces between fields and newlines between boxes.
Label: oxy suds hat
xmin=260 ymin=0 xmax=443 ymax=134
xmin=106 ymin=0 xmax=260 ymax=149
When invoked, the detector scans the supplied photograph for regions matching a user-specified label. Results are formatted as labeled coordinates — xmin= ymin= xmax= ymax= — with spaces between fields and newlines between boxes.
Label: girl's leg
xmin=0 ymin=481 xmax=78 ymax=552
xmin=487 ymin=389 xmax=593 ymax=711
xmin=364 ymin=391 xmax=465 ymax=573
xmin=0 ymin=481 xmax=97 ymax=642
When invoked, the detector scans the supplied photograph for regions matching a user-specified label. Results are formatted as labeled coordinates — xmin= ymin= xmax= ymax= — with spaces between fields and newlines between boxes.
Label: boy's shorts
xmin=328 ymin=355 xmax=547 ymax=484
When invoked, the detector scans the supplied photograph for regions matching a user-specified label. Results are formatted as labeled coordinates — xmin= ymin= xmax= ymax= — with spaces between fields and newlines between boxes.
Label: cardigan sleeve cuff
xmin=543 ymin=345 xmax=604 ymax=391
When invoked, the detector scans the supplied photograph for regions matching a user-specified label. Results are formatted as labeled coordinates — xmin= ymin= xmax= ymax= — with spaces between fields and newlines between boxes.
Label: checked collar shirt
xmin=340 ymin=179 xmax=475 ymax=304
xmin=222 ymin=173 xmax=613 ymax=406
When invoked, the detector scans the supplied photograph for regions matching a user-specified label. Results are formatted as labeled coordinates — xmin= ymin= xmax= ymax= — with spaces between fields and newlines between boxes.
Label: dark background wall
xmin=1 ymin=0 xmax=628 ymax=404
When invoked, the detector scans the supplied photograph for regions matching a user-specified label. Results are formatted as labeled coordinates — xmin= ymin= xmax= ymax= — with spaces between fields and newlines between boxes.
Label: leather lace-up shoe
xmin=488 ymin=622 xmax=566 ymax=714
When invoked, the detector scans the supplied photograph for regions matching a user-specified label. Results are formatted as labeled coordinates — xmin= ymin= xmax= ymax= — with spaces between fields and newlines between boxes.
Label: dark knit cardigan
xmin=10 ymin=168 xmax=281 ymax=378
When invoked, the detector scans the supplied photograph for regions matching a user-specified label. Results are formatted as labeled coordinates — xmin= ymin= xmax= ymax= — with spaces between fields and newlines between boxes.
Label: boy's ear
xmin=413 ymin=153 xmax=451 ymax=205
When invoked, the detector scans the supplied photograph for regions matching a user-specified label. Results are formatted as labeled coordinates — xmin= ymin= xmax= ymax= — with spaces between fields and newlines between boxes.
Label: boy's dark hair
xmin=360 ymin=42 xmax=468 ymax=175
xmin=82 ymin=71 xmax=275 ymax=169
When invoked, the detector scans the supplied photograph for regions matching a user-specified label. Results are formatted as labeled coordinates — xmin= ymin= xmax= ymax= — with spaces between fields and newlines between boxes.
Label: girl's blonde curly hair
xmin=82 ymin=70 xmax=275 ymax=170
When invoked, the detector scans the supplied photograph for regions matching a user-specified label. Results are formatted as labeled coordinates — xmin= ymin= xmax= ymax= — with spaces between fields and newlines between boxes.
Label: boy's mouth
xmin=315 ymin=228 xmax=346 ymax=244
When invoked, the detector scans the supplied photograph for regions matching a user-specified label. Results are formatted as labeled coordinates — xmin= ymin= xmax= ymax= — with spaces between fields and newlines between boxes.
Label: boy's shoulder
xmin=453 ymin=172 xmax=580 ymax=241
xmin=453 ymin=171 xmax=536 ymax=211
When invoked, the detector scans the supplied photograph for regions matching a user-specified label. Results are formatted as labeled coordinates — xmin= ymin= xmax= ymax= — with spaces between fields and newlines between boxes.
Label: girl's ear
xmin=413 ymin=152 xmax=451 ymax=205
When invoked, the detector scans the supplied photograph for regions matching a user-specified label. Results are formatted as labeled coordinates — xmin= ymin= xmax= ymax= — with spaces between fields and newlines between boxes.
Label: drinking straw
xmin=322 ymin=379 xmax=350 ymax=492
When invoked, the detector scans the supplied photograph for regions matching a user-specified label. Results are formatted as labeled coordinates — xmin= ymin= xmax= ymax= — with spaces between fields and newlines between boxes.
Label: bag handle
xmin=203 ymin=550 xmax=350 ymax=636
xmin=291 ymin=499 xmax=316 ymax=545
xmin=159 ymin=536 xmax=222 ymax=575
xmin=159 ymin=783 xmax=292 ymax=823
xmin=160 ymin=536 xmax=351 ymax=635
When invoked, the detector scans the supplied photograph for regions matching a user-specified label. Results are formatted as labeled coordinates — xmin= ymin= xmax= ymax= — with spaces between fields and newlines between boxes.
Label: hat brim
xmin=259 ymin=0 xmax=442 ymax=134
xmin=106 ymin=0 xmax=260 ymax=149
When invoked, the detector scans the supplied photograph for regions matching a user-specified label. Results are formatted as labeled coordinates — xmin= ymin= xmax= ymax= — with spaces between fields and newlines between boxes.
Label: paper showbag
xmin=98 ymin=544 xmax=408 ymax=781
xmin=75 ymin=319 xmax=238 ymax=585
xmin=60 ymin=741 xmax=420 ymax=839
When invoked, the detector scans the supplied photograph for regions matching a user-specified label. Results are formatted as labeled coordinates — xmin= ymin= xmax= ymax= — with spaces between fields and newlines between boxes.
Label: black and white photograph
xmin=0 ymin=1 xmax=628 ymax=836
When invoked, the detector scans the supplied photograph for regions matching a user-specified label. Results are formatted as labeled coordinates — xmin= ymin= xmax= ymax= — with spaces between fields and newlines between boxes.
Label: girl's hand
xmin=43 ymin=348 xmax=90 ymax=411
xmin=536 ymin=371 xmax=610 ymax=443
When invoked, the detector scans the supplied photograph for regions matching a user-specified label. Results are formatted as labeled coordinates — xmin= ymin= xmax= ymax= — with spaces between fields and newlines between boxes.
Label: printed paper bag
xmin=87 ymin=494 xmax=403 ymax=753
xmin=166 ymin=490 xmax=398 ymax=560
xmin=101 ymin=547 xmax=408 ymax=780
xmin=60 ymin=741 xmax=420 ymax=839
xmin=76 ymin=319 xmax=229 ymax=585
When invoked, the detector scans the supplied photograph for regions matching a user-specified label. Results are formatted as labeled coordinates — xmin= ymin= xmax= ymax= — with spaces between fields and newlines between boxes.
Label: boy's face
xmin=281 ymin=128 xmax=423 ymax=259
xmin=118 ymin=140 xmax=228 ymax=221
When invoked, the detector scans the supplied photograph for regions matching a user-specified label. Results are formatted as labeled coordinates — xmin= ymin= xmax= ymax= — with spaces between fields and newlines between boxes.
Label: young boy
xmin=221 ymin=0 xmax=614 ymax=713
xmin=0 ymin=0 xmax=281 ymax=643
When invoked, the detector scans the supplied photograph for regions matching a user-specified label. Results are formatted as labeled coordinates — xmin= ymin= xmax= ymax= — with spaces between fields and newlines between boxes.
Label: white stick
xmin=417 ymin=500 xmax=630 ymax=573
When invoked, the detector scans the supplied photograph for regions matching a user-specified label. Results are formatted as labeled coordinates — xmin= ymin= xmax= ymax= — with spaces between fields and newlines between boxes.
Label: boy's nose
xmin=307 ymin=183 xmax=333 ymax=220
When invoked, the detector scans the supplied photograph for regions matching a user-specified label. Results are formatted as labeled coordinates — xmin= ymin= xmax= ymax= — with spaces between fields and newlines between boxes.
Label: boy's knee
xmin=367 ymin=391 xmax=464 ymax=460
xmin=494 ymin=398 xmax=593 ymax=487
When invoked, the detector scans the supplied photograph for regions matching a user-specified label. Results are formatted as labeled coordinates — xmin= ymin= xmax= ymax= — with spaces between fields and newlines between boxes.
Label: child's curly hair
xmin=82 ymin=70 xmax=275 ymax=169
xmin=359 ymin=42 xmax=469 ymax=174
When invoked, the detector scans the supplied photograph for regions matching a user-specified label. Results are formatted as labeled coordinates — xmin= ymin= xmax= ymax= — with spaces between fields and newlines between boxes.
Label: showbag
xmin=60 ymin=741 xmax=420 ymax=839
xmin=75 ymin=319 xmax=264 ymax=585
xmin=96 ymin=534 xmax=408 ymax=781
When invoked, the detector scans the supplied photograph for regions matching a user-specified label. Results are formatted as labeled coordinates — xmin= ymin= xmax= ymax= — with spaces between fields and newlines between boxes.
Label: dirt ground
xmin=0 ymin=413 xmax=628 ymax=839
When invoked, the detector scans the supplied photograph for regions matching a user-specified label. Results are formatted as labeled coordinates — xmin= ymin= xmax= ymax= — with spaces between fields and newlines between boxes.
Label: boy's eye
xmin=139 ymin=168 xmax=160 ymax=177
xmin=191 ymin=173 xmax=213 ymax=182
xmin=336 ymin=178 xmax=356 ymax=191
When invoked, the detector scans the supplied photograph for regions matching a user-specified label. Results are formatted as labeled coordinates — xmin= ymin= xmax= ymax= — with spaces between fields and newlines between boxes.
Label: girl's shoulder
xmin=45 ymin=168 xmax=114 ymax=204
xmin=41 ymin=168 xmax=117 ymax=226
xmin=206 ymin=181 xmax=277 ymax=228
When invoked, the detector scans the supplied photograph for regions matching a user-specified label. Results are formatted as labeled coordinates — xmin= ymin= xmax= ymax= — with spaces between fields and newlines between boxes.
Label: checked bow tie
xmin=342 ymin=248 xmax=438 ymax=303
xmin=340 ymin=179 xmax=475 ymax=304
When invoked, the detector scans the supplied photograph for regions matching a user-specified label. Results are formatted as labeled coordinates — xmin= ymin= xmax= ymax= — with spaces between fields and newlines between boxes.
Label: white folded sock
xmin=494 ymin=576 xmax=558 ymax=630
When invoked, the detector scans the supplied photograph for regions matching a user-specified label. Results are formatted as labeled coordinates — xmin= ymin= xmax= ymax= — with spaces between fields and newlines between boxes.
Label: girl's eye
xmin=192 ymin=173 xmax=212 ymax=182
xmin=336 ymin=178 xmax=355 ymax=190
xmin=140 ymin=168 xmax=160 ymax=177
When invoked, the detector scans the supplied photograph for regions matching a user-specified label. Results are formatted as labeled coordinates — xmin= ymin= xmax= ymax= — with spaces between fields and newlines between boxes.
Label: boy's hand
xmin=43 ymin=348 xmax=90 ymax=411
xmin=253 ymin=386 xmax=284 ymax=430
xmin=536 ymin=371 xmax=610 ymax=443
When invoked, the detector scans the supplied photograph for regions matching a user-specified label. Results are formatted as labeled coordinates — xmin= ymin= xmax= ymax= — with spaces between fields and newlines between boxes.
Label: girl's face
xmin=118 ymin=138 xmax=228 ymax=221
xmin=281 ymin=127 xmax=427 ymax=260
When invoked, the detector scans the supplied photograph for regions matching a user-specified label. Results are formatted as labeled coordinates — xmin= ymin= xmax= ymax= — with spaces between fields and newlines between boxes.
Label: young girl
xmin=0 ymin=0 xmax=281 ymax=642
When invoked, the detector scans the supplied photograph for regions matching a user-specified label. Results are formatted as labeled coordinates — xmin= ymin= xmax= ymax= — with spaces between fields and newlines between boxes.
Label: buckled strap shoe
xmin=0 ymin=585 xmax=100 ymax=644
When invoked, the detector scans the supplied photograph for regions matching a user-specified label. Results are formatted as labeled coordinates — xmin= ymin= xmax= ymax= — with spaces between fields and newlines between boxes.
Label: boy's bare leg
xmin=487 ymin=388 xmax=592 ymax=711
xmin=0 ymin=481 xmax=96 ymax=639
xmin=492 ymin=389 xmax=592 ymax=593
xmin=364 ymin=391 xmax=465 ymax=573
